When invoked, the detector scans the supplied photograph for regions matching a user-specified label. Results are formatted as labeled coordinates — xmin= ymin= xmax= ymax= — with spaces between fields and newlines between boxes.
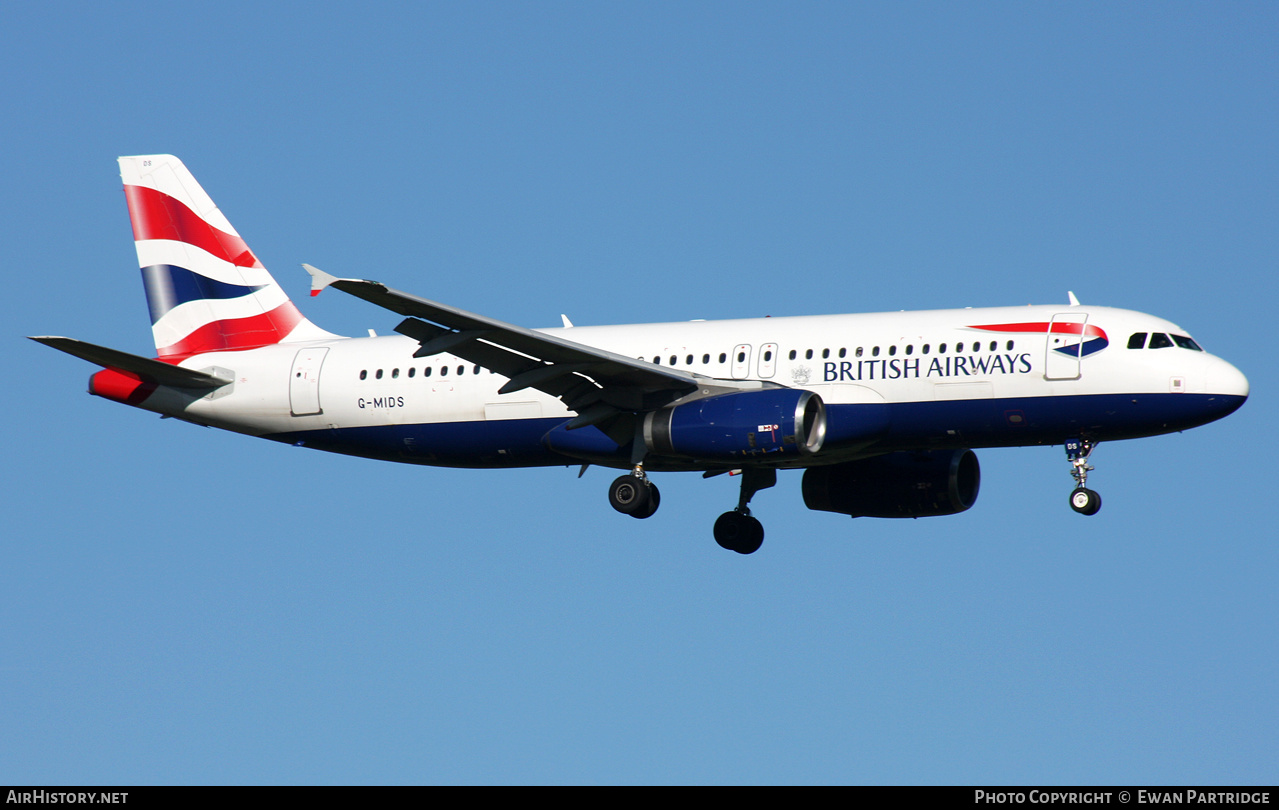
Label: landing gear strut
xmin=713 ymin=468 xmax=776 ymax=554
xmin=609 ymin=463 xmax=660 ymax=519
xmin=1065 ymin=438 xmax=1102 ymax=516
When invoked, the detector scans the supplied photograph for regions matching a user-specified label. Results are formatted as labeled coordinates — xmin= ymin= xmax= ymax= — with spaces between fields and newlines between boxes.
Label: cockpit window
xmin=1127 ymin=332 xmax=1147 ymax=349
xmin=1172 ymin=334 xmax=1203 ymax=351
xmin=1148 ymin=333 xmax=1174 ymax=349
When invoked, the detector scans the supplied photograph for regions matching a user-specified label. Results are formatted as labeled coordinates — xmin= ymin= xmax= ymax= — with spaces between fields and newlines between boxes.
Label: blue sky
xmin=3 ymin=2 xmax=1275 ymax=785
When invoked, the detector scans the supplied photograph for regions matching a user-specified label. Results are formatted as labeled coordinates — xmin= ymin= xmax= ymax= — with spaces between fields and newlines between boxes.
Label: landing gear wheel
xmin=713 ymin=511 xmax=764 ymax=555
xmin=609 ymin=475 xmax=651 ymax=516
xmin=1063 ymin=439 xmax=1102 ymax=515
xmin=1069 ymin=487 xmax=1102 ymax=516
xmin=631 ymin=483 xmax=661 ymax=519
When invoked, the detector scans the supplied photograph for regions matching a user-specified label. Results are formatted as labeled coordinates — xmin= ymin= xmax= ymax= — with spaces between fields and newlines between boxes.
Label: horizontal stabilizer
xmin=29 ymin=337 xmax=232 ymax=389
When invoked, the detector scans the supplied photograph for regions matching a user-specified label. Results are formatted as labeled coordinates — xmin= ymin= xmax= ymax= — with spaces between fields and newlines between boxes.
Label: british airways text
xmin=823 ymin=353 xmax=1034 ymax=382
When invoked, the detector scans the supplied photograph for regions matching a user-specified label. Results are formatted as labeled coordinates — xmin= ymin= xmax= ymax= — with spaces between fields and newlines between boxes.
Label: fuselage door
xmin=1044 ymin=313 xmax=1088 ymax=381
xmin=757 ymin=343 xmax=778 ymax=379
xmin=731 ymin=344 xmax=752 ymax=379
xmin=289 ymin=347 xmax=329 ymax=416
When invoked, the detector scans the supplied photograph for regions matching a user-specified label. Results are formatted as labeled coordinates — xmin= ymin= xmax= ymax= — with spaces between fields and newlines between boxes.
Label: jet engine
xmin=802 ymin=449 xmax=980 ymax=518
xmin=643 ymin=389 xmax=826 ymax=462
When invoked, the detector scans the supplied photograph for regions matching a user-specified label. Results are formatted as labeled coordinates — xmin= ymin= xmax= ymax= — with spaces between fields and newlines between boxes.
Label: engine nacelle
xmin=643 ymin=389 xmax=826 ymax=462
xmin=802 ymin=449 xmax=980 ymax=518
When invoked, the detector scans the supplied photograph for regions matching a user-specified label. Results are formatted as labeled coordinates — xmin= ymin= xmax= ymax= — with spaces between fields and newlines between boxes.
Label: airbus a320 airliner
xmin=33 ymin=155 xmax=1249 ymax=553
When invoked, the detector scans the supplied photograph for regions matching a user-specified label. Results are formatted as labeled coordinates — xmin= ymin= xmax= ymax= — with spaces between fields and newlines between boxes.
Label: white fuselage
xmin=135 ymin=303 xmax=1247 ymax=471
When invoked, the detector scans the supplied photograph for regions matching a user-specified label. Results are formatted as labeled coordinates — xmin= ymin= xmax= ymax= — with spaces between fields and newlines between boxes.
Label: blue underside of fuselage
xmin=263 ymin=392 xmax=1246 ymax=470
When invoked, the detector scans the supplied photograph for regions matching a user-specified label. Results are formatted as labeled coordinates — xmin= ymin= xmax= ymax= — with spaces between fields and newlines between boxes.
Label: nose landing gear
xmin=1065 ymin=438 xmax=1102 ymax=516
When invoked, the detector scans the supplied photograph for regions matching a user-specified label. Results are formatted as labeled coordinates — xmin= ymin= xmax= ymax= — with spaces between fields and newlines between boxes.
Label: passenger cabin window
xmin=805 ymin=349 xmax=813 ymax=360
xmin=1006 ymin=340 xmax=1014 ymax=351
xmin=1149 ymin=333 xmax=1174 ymax=349
xmin=718 ymin=353 xmax=727 ymax=363
xmin=838 ymin=348 xmax=847 ymax=358
xmin=789 ymin=350 xmax=797 ymax=360
xmin=703 ymin=354 xmax=711 ymax=364
xmin=1128 ymin=333 xmax=1148 ymax=349
xmin=375 ymin=369 xmax=383 ymax=380
xmin=359 ymin=370 xmax=368 ymax=380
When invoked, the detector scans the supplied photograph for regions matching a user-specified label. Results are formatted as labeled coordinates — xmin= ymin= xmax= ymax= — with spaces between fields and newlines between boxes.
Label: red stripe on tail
xmin=124 ymin=185 xmax=260 ymax=268
xmin=155 ymin=301 xmax=306 ymax=358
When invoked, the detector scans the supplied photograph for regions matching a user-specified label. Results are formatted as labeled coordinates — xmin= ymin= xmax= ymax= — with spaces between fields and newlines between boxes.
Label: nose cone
xmin=1210 ymin=356 xmax=1250 ymax=399
xmin=1205 ymin=356 xmax=1249 ymax=419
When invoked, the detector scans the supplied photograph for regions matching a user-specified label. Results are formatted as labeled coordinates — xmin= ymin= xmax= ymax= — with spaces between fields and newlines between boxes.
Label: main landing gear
xmin=606 ymin=463 xmax=777 ymax=554
xmin=1065 ymin=438 xmax=1102 ymax=516
xmin=712 ymin=468 xmax=776 ymax=555
xmin=609 ymin=464 xmax=660 ymax=520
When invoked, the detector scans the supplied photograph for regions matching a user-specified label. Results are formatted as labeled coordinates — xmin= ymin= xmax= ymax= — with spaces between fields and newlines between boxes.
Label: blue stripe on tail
xmin=141 ymin=264 xmax=264 ymax=323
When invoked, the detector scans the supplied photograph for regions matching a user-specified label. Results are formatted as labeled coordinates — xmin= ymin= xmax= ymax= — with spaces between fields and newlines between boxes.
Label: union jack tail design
xmin=119 ymin=155 xmax=334 ymax=359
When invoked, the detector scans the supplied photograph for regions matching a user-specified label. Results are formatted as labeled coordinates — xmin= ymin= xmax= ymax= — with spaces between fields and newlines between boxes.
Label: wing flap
xmin=392 ymin=317 xmax=643 ymax=412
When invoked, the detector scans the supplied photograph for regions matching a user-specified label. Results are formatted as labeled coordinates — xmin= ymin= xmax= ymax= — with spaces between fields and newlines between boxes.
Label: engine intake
xmin=644 ymin=389 xmax=826 ymax=462
xmin=802 ymin=449 xmax=980 ymax=518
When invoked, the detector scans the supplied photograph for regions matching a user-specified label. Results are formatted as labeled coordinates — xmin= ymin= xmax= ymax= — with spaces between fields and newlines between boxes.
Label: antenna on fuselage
xmin=1068 ymin=291 xmax=1081 ymax=306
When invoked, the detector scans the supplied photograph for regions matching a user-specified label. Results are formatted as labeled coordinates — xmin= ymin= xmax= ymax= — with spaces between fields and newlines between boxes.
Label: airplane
xmin=32 ymin=155 xmax=1250 ymax=554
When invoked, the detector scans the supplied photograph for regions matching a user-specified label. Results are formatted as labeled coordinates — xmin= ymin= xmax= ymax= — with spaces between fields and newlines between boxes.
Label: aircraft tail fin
xmin=119 ymin=155 xmax=335 ymax=359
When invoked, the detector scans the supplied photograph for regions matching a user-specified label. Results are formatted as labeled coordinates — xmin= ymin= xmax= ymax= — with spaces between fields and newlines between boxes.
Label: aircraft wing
xmin=304 ymin=265 xmax=701 ymax=432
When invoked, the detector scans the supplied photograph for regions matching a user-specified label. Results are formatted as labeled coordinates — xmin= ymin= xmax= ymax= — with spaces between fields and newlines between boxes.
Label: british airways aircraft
xmin=33 ymin=155 xmax=1249 ymax=554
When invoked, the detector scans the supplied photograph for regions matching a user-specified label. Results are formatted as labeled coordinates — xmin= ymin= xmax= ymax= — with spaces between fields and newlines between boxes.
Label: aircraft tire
xmin=609 ymin=475 xmax=651 ymax=515
xmin=630 ymin=483 xmax=660 ymax=519
xmin=713 ymin=511 xmax=764 ymax=554
xmin=1069 ymin=488 xmax=1102 ymax=516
